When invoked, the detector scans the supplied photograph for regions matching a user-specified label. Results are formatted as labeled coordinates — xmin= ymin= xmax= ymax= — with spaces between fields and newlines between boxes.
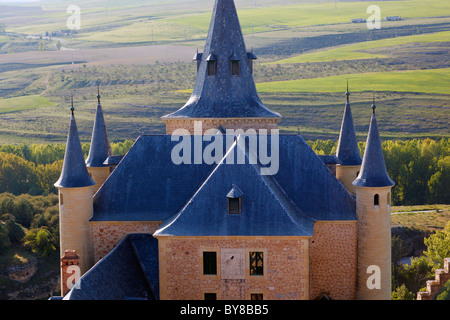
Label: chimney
xmin=61 ymin=250 xmax=80 ymax=296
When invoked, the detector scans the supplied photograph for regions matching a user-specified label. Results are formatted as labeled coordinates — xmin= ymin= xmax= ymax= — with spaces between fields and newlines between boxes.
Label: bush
xmin=0 ymin=224 xmax=10 ymax=255
xmin=24 ymin=227 xmax=56 ymax=257
xmin=392 ymin=283 xmax=415 ymax=300
xmin=5 ymin=219 xmax=25 ymax=244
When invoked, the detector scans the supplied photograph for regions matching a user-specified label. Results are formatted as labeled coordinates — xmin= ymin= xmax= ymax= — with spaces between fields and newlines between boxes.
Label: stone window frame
xmin=246 ymin=248 xmax=267 ymax=279
xmin=199 ymin=247 xmax=220 ymax=280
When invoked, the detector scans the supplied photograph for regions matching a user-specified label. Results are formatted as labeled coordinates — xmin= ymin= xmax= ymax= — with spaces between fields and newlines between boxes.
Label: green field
xmin=170 ymin=0 xmax=450 ymax=34
xmin=0 ymin=95 xmax=56 ymax=114
xmin=0 ymin=0 xmax=449 ymax=143
xmin=256 ymin=67 xmax=450 ymax=94
xmin=268 ymin=31 xmax=450 ymax=64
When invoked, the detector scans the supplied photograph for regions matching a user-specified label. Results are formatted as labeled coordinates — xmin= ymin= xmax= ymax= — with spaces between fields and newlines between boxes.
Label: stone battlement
xmin=417 ymin=257 xmax=450 ymax=300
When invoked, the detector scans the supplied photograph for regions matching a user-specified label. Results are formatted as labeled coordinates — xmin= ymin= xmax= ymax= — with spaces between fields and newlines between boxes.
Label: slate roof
xmin=85 ymin=94 xmax=112 ymax=168
xmin=336 ymin=90 xmax=362 ymax=166
xmin=63 ymin=234 xmax=159 ymax=300
xmin=353 ymin=107 xmax=395 ymax=188
xmin=162 ymin=0 xmax=280 ymax=119
xmin=54 ymin=109 xmax=96 ymax=189
xmin=92 ymin=134 xmax=356 ymax=228
xmin=154 ymin=136 xmax=315 ymax=237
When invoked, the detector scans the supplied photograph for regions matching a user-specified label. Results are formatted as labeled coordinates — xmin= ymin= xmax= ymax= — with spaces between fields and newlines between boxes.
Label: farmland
xmin=0 ymin=0 xmax=448 ymax=144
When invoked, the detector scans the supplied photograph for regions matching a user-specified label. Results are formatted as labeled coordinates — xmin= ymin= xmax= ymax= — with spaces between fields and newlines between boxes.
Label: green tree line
xmin=308 ymin=138 xmax=449 ymax=205
xmin=0 ymin=138 xmax=447 ymax=205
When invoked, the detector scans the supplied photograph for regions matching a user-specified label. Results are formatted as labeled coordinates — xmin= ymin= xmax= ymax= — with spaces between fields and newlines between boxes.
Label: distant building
xmin=385 ymin=16 xmax=401 ymax=21
xmin=53 ymin=0 xmax=394 ymax=301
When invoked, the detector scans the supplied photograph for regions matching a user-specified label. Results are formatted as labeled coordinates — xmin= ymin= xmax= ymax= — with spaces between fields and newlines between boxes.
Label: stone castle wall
xmin=156 ymin=236 xmax=310 ymax=300
xmin=91 ymin=221 xmax=162 ymax=262
xmin=309 ymin=221 xmax=358 ymax=300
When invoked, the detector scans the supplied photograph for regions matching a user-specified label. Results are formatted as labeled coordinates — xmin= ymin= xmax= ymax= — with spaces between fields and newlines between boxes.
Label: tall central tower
xmin=162 ymin=0 xmax=281 ymax=134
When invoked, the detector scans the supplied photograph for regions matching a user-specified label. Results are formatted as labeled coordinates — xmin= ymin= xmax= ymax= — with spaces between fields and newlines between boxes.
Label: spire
xmin=336 ymin=83 xmax=362 ymax=166
xmin=353 ymin=102 xmax=394 ymax=188
xmin=162 ymin=0 xmax=280 ymax=119
xmin=85 ymin=87 xmax=112 ymax=168
xmin=55 ymin=99 xmax=96 ymax=189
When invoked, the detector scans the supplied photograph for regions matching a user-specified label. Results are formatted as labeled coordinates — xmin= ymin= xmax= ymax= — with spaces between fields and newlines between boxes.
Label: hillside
xmin=0 ymin=0 xmax=448 ymax=144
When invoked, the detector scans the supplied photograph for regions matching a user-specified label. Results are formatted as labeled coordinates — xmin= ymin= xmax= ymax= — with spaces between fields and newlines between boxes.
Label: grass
xmin=255 ymin=67 xmax=450 ymax=95
xmin=0 ymin=95 xmax=56 ymax=114
xmin=171 ymin=0 xmax=450 ymax=34
xmin=267 ymin=31 xmax=450 ymax=64
xmin=391 ymin=205 xmax=450 ymax=232
xmin=13 ymin=0 xmax=448 ymax=45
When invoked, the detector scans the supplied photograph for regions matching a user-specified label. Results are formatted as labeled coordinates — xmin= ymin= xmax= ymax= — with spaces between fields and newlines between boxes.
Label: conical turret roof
xmin=353 ymin=103 xmax=394 ymax=188
xmin=336 ymin=86 xmax=362 ymax=166
xmin=162 ymin=0 xmax=280 ymax=119
xmin=86 ymin=91 xmax=112 ymax=168
xmin=55 ymin=101 xmax=96 ymax=189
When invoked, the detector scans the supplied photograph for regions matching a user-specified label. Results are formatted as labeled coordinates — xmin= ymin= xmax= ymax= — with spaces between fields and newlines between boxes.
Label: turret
xmin=162 ymin=0 xmax=281 ymax=134
xmin=336 ymin=83 xmax=362 ymax=194
xmin=55 ymin=98 xmax=96 ymax=294
xmin=85 ymin=88 xmax=112 ymax=193
xmin=353 ymin=100 xmax=394 ymax=300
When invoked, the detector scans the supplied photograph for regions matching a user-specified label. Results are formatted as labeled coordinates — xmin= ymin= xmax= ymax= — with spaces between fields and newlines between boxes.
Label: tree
xmin=392 ymin=283 xmax=415 ymax=300
xmin=24 ymin=227 xmax=56 ymax=257
xmin=0 ymin=224 xmax=10 ymax=254
xmin=6 ymin=219 xmax=25 ymax=244
xmin=423 ymin=222 xmax=450 ymax=269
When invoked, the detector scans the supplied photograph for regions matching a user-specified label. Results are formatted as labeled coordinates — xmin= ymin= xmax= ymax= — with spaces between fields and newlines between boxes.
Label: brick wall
xmin=91 ymin=221 xmax=162 ymax=262
xmin=309 ymin=221 xmax=358 ymax=300
xmin=164 ymin=118 xmax=279 ymax=135
xmin=157 ymin=236 xmax=309 ymax=300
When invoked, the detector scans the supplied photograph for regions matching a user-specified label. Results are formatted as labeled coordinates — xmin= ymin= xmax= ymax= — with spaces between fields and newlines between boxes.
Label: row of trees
xmin=309 ymin=138 xmax=449 ymax=205
xmin=0 ymin=138 xmax=447 ymax=205
xmin=0 ymin=193 xmax=59 ymax=257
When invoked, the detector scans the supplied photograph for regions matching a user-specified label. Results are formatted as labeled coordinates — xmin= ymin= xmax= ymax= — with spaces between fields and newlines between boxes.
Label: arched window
xmin=387 ymin=192 xmax=391 ymax=205
xmin=374 ymin=194 xmax=379 ymax=206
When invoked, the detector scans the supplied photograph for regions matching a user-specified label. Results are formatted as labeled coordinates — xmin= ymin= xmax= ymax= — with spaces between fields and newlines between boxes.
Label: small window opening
xmin=204 ymin=293 xmax=217 ymax=300
xmin=374 ymin=194 xmax=379 ymax=206
xmin=228 ymin=197 xmax=241 ymax=214
xmin=207 ymin=61 xmax=217 ymax=76
xmin=203 ymin=252 xmax=217 ymax=275
xmin=251 ymin=293 xmax=263 ymax=300
xmin=230 ymin=60 xmax=240 ymax=76
xmin=249 ymin=252 xmax=264 ymax=276
xmin=60 ymin=193 xmax=64 ymax=206
xmin=387 ymin=192 xmax=391 ymax=205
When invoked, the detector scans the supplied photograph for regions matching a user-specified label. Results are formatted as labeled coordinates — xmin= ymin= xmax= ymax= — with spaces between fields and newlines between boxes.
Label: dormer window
xmin=193 ymin=51 xmax=203 ymax=72
xmin=247 ymin=51 xmax=257 ymax=74
xmin=206 ymin=53 xmax=217 ymax=76
xmin=231 ymin=60 xmax=240 ymax=76
xmin=230 ymin=52 xmax=240 ymax=76
xmin=228 ymin=198 xmax=241 ymax=214
xmin=227 ymin=184 xmax=243 ymax=214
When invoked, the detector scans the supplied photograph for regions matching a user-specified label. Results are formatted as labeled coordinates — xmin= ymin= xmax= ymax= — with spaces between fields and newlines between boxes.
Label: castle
xmin=53 ymin=0 xmax=394 ymax=300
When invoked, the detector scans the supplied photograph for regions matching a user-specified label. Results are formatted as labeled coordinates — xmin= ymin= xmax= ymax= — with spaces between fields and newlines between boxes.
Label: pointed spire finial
xmin=70 ymin=94 xmax=74 ymax=115
xmin=97 ymin=85 xmax=101 ymax=103
xmin=371 ymin=92 xmax=376 ymax=113
xmin=345 ymin=79 xmax=350 ymax=101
